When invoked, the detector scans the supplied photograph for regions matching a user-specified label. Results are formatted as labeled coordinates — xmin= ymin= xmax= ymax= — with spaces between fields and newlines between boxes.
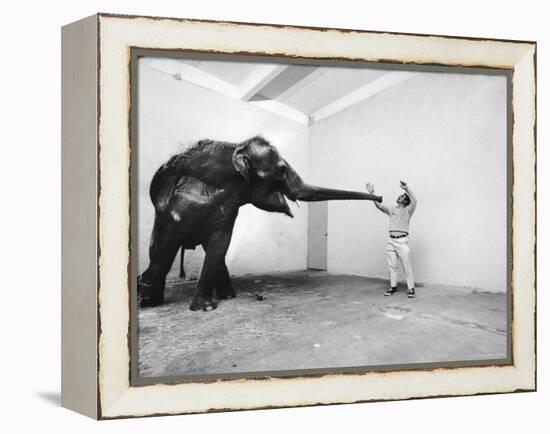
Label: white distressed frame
xmin=92 ymin=14 xmax=535 ymax=419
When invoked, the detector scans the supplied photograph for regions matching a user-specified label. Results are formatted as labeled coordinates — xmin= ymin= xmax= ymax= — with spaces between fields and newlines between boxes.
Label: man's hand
xmin=399 ymin=180 xmax=408 ymax=191
xmin=366 ymin=183 xmax=375 ymax=194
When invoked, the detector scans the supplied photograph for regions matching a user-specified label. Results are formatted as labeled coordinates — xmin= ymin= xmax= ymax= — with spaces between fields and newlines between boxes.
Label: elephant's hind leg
xmin=179 ymin=246 xmax=186 ymax=279
xmin=138 ymin=216 xmax=182 ymax=308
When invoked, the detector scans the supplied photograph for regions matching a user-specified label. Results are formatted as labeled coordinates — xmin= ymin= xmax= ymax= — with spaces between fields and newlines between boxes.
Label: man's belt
xmin=389 ymin=233 xmax=408 ymax=239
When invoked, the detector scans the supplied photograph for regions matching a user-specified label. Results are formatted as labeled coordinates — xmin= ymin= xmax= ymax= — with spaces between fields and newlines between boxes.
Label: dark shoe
xmin=384 ymin=287 xmax=398 ymax=296
xmin=407 ymin=288 xmax=416 ymax=298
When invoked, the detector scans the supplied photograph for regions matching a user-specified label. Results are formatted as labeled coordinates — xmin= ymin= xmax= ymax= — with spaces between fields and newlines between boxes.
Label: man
xmin=366 ymin=181 xmax=417 ymax=298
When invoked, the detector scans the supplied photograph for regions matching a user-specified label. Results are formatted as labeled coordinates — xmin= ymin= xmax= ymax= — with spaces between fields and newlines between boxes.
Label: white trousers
xmin=386 ymin=236 xmax=415 ymax=289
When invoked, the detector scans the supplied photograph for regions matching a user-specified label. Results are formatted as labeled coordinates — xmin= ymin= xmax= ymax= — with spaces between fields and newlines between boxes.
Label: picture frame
xmin=61 ymin=13 xmax=536 ymax=419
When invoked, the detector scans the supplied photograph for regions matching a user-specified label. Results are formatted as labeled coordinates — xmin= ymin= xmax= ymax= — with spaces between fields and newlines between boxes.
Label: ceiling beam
xmin=277 ymin=67 xmax=330 ymax=102
xmin=239 ymin=65 xmax=288 ymax=101
xmin=141 ymin=57 xmax=241 ymax=99
xmin=310 ymin=71 xmax=417 ymax=124
xmin=141 ymin=58 xmax=308 ymax=125
xmin=249 ymin=99 xmax=310 ymax=125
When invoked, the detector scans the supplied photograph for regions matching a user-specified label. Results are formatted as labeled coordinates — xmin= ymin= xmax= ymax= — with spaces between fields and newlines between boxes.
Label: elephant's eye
xmin=277 ymin=165 xmax=287 ymax=177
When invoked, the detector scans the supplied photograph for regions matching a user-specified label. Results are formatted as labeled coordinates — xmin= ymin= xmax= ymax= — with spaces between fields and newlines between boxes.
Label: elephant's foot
xmin=139 ymin=294 xmax=164 ymax=308
xmin=137 ymin=277 xmax=165 ymax=308
xmin=216 ymin=286 xmax=236 ymax=300
xmin=189 ymin=296 xmax=218 ymax=312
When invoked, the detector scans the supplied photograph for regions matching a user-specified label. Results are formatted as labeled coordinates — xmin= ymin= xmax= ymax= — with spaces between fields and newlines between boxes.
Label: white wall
xmin=309 ymin=71 xmax=508 ymax=292
xmin=138 ymin=61 xmax=309 ymax=279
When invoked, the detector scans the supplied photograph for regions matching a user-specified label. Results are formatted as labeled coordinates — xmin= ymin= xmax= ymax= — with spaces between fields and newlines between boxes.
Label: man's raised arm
xmin=366 ymin=183 xmax=389 ymax=215
xmin=400 ymin=181 xmax=417 ymax=215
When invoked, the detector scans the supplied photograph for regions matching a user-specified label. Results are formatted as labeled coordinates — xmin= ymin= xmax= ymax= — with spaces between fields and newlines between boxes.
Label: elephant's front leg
xmin=215 ymin=262 xmax=236 ymax=300
xmin=190 ymin=229 xmax=233 ymax=311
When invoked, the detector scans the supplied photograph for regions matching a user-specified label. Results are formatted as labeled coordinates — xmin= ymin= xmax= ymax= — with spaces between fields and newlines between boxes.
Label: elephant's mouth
xmin=277 ymin=191 xmax=294 ymax=217
xmin=251 ymin=190 xmax=294 ymax=217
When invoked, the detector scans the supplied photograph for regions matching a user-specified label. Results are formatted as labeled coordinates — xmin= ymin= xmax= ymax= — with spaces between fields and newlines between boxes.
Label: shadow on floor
xmin=37 ymin=391 xmax=61 ymax=407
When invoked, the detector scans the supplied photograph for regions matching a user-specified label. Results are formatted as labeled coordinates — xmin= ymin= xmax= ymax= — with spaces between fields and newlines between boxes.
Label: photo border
xmin=129 ymin=48 xmax=514 ymax=386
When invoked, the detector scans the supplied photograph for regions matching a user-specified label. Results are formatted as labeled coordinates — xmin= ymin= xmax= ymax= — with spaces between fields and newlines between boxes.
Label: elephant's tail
xmin=149 ymin=156 xmax=184 ymax=212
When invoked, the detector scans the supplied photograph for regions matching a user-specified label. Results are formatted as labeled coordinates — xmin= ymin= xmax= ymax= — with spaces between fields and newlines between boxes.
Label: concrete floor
xmin=137 ymin=271 xmax=508 ymax=379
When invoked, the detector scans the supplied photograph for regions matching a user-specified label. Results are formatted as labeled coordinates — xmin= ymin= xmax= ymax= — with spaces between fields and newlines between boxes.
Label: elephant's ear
xmin=232 ymin=145 xmax=251 ymax=183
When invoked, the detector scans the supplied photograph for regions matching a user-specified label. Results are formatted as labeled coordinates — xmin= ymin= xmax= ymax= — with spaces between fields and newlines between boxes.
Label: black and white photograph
xmin=132 ymin=53 xmax=510 ymax=382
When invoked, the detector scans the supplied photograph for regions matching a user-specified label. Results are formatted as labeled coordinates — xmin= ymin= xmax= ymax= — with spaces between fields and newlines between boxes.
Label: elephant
xmin=138 ymin=136 xmax=382 ymax=311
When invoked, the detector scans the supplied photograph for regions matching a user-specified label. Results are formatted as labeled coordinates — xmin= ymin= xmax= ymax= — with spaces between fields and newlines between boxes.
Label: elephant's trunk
xmin=283 ymin=163 xmax=382 ymax=202
xmin=294 ymin=184 xmax=382 ymax=202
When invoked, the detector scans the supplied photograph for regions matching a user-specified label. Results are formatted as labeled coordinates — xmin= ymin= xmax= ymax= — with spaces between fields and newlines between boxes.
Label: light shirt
xmin=389 ymin=205 xmax=414 ymax=233
xmin=373 ymin=188 xmax=417 ymax=233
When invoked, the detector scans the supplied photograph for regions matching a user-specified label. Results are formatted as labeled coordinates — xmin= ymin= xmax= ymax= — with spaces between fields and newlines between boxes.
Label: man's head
xmin=397 ymin=193 xmax=411 ymax=206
